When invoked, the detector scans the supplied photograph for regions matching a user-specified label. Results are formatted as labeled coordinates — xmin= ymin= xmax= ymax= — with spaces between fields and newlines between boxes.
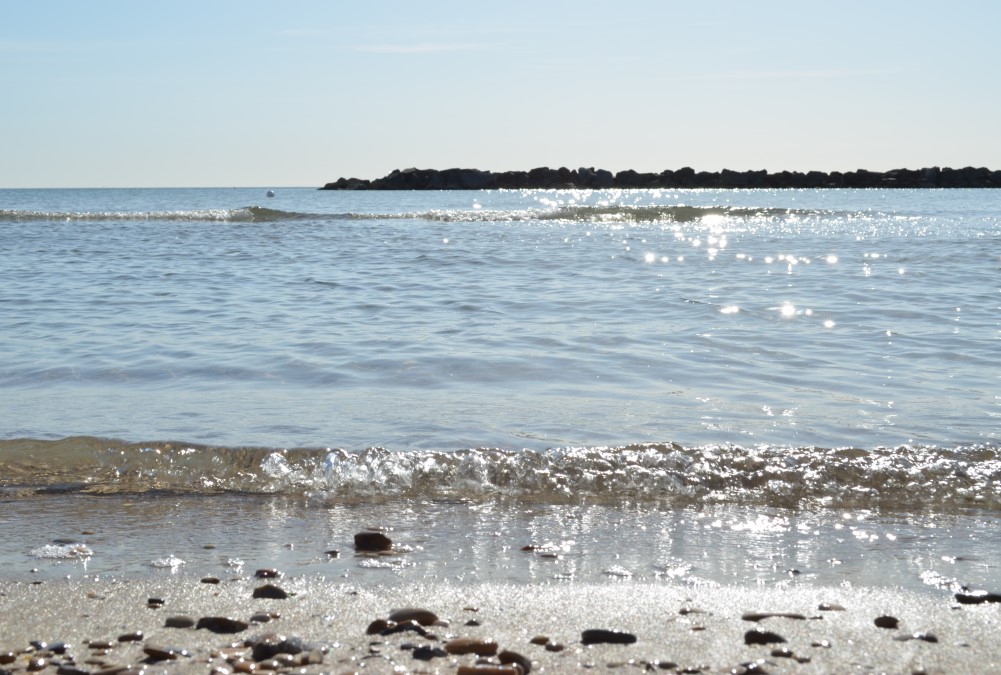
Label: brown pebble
xmin=196 ymin=616 xmax=250 ymax=634
xmin=742 ymin=612 xmax=806 ymax=622
xmin=165 ymin=615 xmax=196 ymax=628
xmin=465 ymin=619 xmax=482 ymax=626
xmin=456 ymin=667 xmax=519 ymax=675
xmin=874 ymin=615 xmax=899 ymax=629
xmin=366 ymin=619 xmax=390 ymax=634
xmin=445 ymin=637 xmax=499 ymax=656
xmin=354 ymin=531 xmax=392 ymax=551
xmin=249 ymin=612 xmax=273 ymax=623
xmin=529 ymin=636 xmax=549 ymax=646
xmin=545 ymin=643 xmax=566 ymax=653
xmin=0 ymin=653 xmax=16 ymax=665
xmin=57 ymin=665 xmax=91 ymax=675
xmin=581 ymin=629 xmax=637 ymax=645
xmin=117 ymin=631 xmax=143 ymax=642
xmin=252 ymin=584 xmax=288 ymax=600
xmin=144 ymin=645 xmax=189 ymax=661
xmin=201 ymin=577 xmax=221 ymax=584
xmin=28 ymin=658 xmax=47 ymax=672
xmin=388 ymin=608 xmax=439 ymax=626
xmin=499 ymin=649 xmax=532 ymax=673
xmin=744 ymin=629 xmax=786 ymax=646
xmin=147 ymin=597 xmax=165 ymax=608
xmin=231 ymin=658 xmax=257 ymax=673
xmin=770 ymin=647 xmax=795 ymax=658
xmin=325 ymin=550 xmax=339 ymax=558
xmin=810 ymin=640 xmax=831 ymax=648
xmin=255 ymin=569 xmax=281 ymax=579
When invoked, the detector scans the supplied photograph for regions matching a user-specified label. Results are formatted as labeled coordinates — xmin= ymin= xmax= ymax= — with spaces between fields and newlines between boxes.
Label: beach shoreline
xmin=2 ymin=577 xmax=999 ymax=673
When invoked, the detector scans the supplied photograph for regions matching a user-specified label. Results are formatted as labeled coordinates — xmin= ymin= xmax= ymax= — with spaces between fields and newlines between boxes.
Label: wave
xmin=1 ymin=437 xmax=998 ymax=512
xmin=0 ymin=204 xmax=836 ymax=225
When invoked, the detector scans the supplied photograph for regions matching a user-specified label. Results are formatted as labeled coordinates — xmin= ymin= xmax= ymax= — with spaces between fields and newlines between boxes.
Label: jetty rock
xmin=321 ymin=165 xmax=1001 ymax=190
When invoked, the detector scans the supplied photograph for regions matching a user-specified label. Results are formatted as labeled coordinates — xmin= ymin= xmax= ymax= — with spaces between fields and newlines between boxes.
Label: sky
xmin=3 ymin=1 xmax=1000 ymax=187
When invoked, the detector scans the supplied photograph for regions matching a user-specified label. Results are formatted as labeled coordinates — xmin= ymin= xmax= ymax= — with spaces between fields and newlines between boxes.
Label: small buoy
xmin=266 ymin=190 xmax=275 ymax=198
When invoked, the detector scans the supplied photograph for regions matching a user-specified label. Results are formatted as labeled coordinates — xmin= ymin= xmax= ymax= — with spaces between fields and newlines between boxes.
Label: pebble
xmin=248 ymin=634 xmax=305 ymax=661
xmin=529 ymin=636 xmax=549 ymax=646
xmin=381 ymin=620 xmax=430 ymax=637
xmin=117 ymin=632 xmax=143 ymax=643
xmin=56 ymin=666 xmax=90 ymax=675
xmin=445 ymin=637 xmax=499 ymax=656
xmin=818 ymin=603 xmax=846 ymax=611
xmin=27 ymin=658 xmax=47 ymax=672
xmin=455 ymin=667 xmax=519 ymax=675
xmin=255 ymin=569 xmax=281 ymax=579
xmin=324 ymin=550 xmax=339 ymax=559
xmin=196 ymin=617 xmax=250 ymax=634
xmin=201 ymin=577 xmax=221 ymax=584
xmin=744 ymin=630 xmax=787 ymax=646
xmin=354 ymin=531 xmax=393 ymax=552
xmin=874 ymin=615 xmax=899 ymax=629
xmin=544 ymin=643 xmax=566 ymax=653
xmin=366 ymin=619 xmax=390 ymax=635
xmin=0 ymin=654 xmax=14 ymax=665
xmin=252 ymin=584 xmax=288 ymax=600
xmin=249 ymin=612 xmax=274 ymax=623
xmin=143 ymin=645 xmax=189 ymax=661
xmin=164 ymin=615 xmax=196 ymax=628
xmin=499 ymin=649 xmax=532 ymax=673
xmin=411 ymin=646 xmax=447 ymax=661
xmin=581 ymin=629 xmax=637 ymax=646
xmin=388 ymin=608 xmax=439 ymax=626
xmin=147 ymin=597 xmax=165 ymax=609
xmin=894 ymin=632 xmax=939 ymax=643
xmin=955 ymin=590 xmax=1001 ymax=604
xmin=742 ymin=612 xmax=805 ymax=622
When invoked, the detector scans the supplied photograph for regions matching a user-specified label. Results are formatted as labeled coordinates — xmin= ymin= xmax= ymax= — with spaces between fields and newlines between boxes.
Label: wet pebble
xmin=252 ymin=584 xmax=288 ymax=600
xmin=894 ymin=632 xmax=939 ymax=643
xmin=499 ymin=649 xmax=532 ymax=673
xmin=955 ymin=590 xmax=1001 ymax=604
xmin=164 ymin=615 xmax=196 ymax=629
xmin=455 ymin=666 xmax=519 ymax=675
xmin=324 ymin=550 xmax=339 ymax=559
xmin=201 ymin=577 xmax=221 ymax=584
xmin=56 ymin=665 xmax=90 ymax=675
xmin=411 ymin=646 xmax=447 ymax=661
xmin=874 ymin=615 xmax=899 ymax=629
xmin=744 ymin=630 xmax=786 ymax=646
xmin=27 ymin=658 xmax=46 ymax=672
xmin=581 ymin=629 xmax=637 ymax=646
xmin=354 ymin=531 xmax=393 ymax=552
xmin=544 ymin=643 xmax=566 ymax=653
xmin=0 ymin=654 xmax=15 ymax=665
xmin=381 ymin=620 xmax=431 ymax=637
xmin=445 ymin=637 xmax=499 ymax=656
xmin=249 ymin=612 xmax=275 ymax=623
xmin=143 ymin=645 xmax=189 ymax=661
xmin=818 ymin=603 xmax=845 ymax=612
xmin=248 ymin=634 xmax=305 ymax=661
xmin=388 ymin=608 xmax=439 ymax=626
xmin=366 ymin=619 xmax=390 ymax=635
xmin=528 ymin=636 xmax=549 ymax=646
xmin=742 ymin=612 xmax=805 ymax=622
xmin=196 ymin=616 xmax=250 ymax=634
xmin=465 ymin=619 xmax=482 ymax=626
xmin=117 ymin=632 xmax=143 ymax=643
xmin=255 ymin=569 xmax=281 ymax=579
xmin=146 ymin=597 xmax=165 ymax=609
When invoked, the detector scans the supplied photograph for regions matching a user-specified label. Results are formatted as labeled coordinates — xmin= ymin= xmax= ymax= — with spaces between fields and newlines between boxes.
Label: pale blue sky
xmin=3 ymin=1 xmax=999 ymax=187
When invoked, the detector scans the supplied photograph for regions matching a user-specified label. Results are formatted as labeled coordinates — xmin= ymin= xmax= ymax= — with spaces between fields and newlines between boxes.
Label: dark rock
xmin=544 ymin=642 xmax=566 ymax=652
xmin=499 ymin=649 xmax=533 ymax=673
xmin=354 ymin=531 xmax=392 ymax=552
xmin=325 ymin=550 xmax=339 ymax=558
xmin=444 ymin=637 xmax=499 ymax=655
xmin=253 ymin=583 xmax=289 ymax=599
xmin=955 ymin=590 xmax=1001 ymax=604
xmin=146 ymin=597 xmax=164 ymax=609
xmin=388 ymin=608 xmax=438 ymax=626
xmin=200 ymin=577 xmax=220 ymax=584
xmin=580 ymin=629 xmax=637 ymax=645
xmin=744 ymin=630 xmax=786 ymax=645
xmin=381 ymin=620 xmax=430 ymax=637
xmin=117 ymin=632 xmax=143 ymax=642
xmin=196 ymin=616 xmax=250 ymax=634
xmin=26 ymin=658 xmax=46 ymax=672
xmin=255 ymin=568 xmax=281 ymax=578
xmin=366 ymin=619 xmax=390 ymax=634
xmin=874 ymin=615 xmax=899 ymax=629
xmin=411 ymin=646 xmax=447 ymax=661
xmin=742 ymin=612 xmax=806 ymax=622
xmin=0 ymin=654 xmax=14 ymax=666
xmin=164 ymin=615 xmax=196 ymax=628
xmin=248 ymin=634 xmax=305 ymax=661
xmin=143 ymin=646 xmax=189 ymax=661
xmin=56 ymin=666 xmax=90 ymax=675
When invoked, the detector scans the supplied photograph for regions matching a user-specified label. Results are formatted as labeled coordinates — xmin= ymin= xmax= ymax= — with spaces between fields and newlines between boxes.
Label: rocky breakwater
xmin=321 ymin=165 xmax=1001 ymax=190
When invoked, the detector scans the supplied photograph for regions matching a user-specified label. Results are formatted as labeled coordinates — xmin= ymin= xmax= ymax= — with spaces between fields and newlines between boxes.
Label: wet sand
xmin=2 ymin=577 xmax=999 ymax=673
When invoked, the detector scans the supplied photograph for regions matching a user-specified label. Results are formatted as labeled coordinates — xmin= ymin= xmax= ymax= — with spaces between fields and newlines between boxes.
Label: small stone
xmin=742 ymin=612 xmax=806 ymax=622
xmin=770 ymin=647 xmax=795 ymax=658
xmin=955 ymin=590 xmax=1001 ymax=604
xmin=249 ymin=612 xmax=273 ymax=623
xmin=255 ymin=569 xmax=281 ymax=579
xmin=581 ymin=629 xmax=637 ymax=645
xmin=57 ymin=666 xmax=90 ymax=675
xmin=354 ymin=531 xmax=393 ymax=551
xmin=0 ymin=654 xmax=15 ymax=665
xmin=325 ymin=550 xmax=339 ymax=558
xmin=196 ymin=616 xmax=250 ymax=634
xmin=465 ymin=619 xmax=482 ymax=626
xmin=412 ymin=646 xmax=447 ymax=661
xmin=874 ymin=615 xmax=899 ymax=629
xmin=147 ymin=597 xmax=165 ymax=608
xmin=87 ymin=641 xmax=114 ymax=650
xmin=388 ymin=608 xmax=439 ymax=626
xmin=529 ymin=636 xmax=549 ymax=646
xmin=455 ymin=667 xmax=519 ymax=675
xmin=818 ymin=603 xmax=845 ymax=611
xmin=117 ymin=632 xmax=143 ymax=643
xmin=252 ymin=584 xmax=288 ymax=600
xmin=893 ymin=632 xmax=939 ymax=643
xmin=164 ymin=615 xmax=196 ymax=628
xmin=201 ymin=577 xmax=221 ymax=584
xmin=544 ymin=643 xmax=566 ymax=653
xmin=381 ymin=620 xmax=430 ymax=637
xmin=143 ymin=645 xmax=189 ymax=661
xmin=231 ymin=658 xmax=256 ymax=673
xmin=811 ymin=640 xmax=831 ymax=648
xmin=27 ymin=658 xmax=47 ymax=672
xmin=744 ymin=630 xmax=786 ymax=646
xmin=445 ymin=637 xmax=499 ymax=656
xmin=499 ymin=649 xmax=532 ymax=673
xmin=249 ymin=634 xmax=304 ymax=661
xmin=366 ymin=619 xmax=390 ymax=634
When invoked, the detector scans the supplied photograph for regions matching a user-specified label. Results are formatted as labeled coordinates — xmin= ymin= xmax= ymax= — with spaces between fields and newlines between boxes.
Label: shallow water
xmin=1 ymin=187 xmax=998 ymax=588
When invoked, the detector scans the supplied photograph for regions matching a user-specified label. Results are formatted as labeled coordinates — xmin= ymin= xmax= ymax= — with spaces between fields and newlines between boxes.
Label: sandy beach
xmin=2 ymin=577 xmax=999 ymax=674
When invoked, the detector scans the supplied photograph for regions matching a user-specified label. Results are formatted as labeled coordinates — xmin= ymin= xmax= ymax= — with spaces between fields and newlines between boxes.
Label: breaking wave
xmin=1 ymin=437 xmax=998 ymax=513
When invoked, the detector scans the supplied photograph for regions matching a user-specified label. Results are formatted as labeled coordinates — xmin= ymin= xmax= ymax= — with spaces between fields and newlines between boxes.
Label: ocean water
xmin=1 ymin=187 xmax=998 ymax=590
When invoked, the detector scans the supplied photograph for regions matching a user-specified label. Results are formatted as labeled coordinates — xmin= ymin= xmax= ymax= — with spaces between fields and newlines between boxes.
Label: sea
xmin=1 ymin=186 xmax=998 ymax=593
